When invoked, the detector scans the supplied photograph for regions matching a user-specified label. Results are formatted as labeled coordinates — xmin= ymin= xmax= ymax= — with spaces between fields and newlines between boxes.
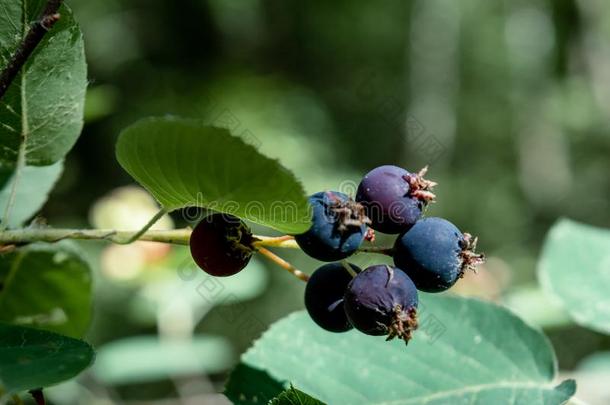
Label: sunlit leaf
xmin=116 ymin=117 xmax=311 ymax=234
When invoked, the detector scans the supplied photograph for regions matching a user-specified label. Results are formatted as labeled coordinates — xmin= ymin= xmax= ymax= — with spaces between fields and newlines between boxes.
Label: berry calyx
xmin=460 ymin=232 xmax=486 ymax=273
xmin=356 ymin=165 xmax=436 ymax=234
xmin=344 ymin=265 xmax=418 ymax=344
xmin=294 ymin=191 xmax=369 ymax=261
xmin=189 ymin=213 xmax=254 ymax=277
xmin=393 ymin=217 xmax=485 ymax=292
xmin=403 ymin=166 xmax=437 ymax=203
xmin=304 ymin=262 xmax=361 ymax=332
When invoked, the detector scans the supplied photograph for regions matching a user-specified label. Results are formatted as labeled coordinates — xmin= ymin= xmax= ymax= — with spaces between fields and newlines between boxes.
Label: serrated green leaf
xmin=226 ymin=296 xmax=575 ymax=405
xmin=115 ymin=117 xmax=311 ymax=234
xmin=270 ymin=386 xmax=325 ymax=405
xmin=538 ymin=218 xmax=610 ymax=334
xmin=91 ymin=335 xmax=234 ymax=385
xmin=0 ymin=0 xmax=87 ymax=167
xmin=0 ymin=322 xmax=94 ymax=394
xmin=0 ymin=160 xmax=63 ymax=227
xmin=0 ymin=243 xmax=92 ymax=338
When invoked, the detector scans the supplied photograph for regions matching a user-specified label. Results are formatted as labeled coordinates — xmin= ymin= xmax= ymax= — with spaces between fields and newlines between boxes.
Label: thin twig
xmin=116 ymin=208 xmax=168 ymax=244
xmin=0 ymin=0 xmax=64 ymax=99
xmin=257 ymin=247 xmax=310 ymax=282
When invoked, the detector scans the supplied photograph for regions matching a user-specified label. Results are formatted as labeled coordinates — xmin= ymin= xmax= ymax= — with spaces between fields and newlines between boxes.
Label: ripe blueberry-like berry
xmin=304 ymin=262 xmax=361 ymax=332
xmin=356 ymin=165 xmax=437 ymax=234
xmin=393 ymin=217 xmax=485 ymax=292
xmin=189 ymin=213 xmax=254 ymax=277
xmin=295 ymin=191 xmax=370 ymax=261
xmin=344 ymin=265 xmax=418 ymax=343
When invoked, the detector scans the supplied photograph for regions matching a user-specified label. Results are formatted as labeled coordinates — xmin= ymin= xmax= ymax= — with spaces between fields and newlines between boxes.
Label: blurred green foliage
xmin=40 ymin=0 xmax=610 ymax=402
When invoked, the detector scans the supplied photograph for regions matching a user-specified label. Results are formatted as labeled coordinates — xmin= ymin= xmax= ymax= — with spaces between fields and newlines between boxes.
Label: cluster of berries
xmin=188 ymin=165 xmax=484 ymax=344
xmin=299 ymin=165 xmax=484 ymax=344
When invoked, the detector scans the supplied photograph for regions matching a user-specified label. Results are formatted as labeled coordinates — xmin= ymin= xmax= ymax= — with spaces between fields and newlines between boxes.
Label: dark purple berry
xmin=304 ymin=262 xmax=362 ymax=332
xmin=344 ymin=265 xmax=418 ymax=343
xmin=294 ymin=191 xmax=370 ymax=261
xmin=356 ymin=165 xmax=436 ymax=234
xmin=189 ymin=213 xmax=254 ymax=277
xmin=393 ymin=217 xmax=485 ymax=292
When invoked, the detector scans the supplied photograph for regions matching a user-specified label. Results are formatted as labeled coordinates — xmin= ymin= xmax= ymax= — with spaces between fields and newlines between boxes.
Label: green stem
xmin=341 ymin=260 xmax=358 ymax=277
xmin=257 ymin=247 xmax=309 ymax=282
xmin=0 ymin=225 xmax=395 ymax=256
xmin=0 ymin=228 xmax=192 ymax=245
xmin=252 ymin=235 xmax=298 ymax=249
xmin=116 ymin=208 xmax=168 ymax=244
xmin=0 ymin=229 xmax=296 ymax=249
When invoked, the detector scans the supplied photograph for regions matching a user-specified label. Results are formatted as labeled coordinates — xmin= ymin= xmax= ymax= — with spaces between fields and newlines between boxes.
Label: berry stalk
xmin=257 ymin=247 xmax=310 ymax=282
xmin=252 ymin=235 xmax=299 ymax=249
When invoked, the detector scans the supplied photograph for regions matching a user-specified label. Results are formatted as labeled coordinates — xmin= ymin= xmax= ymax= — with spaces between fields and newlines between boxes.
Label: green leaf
xmin=538 ymin=219 xmax=610 ymax=334
xmin=0 ymin=160 xmax=63 ymax=227
xmin=226 ymin=295 xmax=575 ymax=405
xmin=116 ymin=117 xmax=311 ymax=234
xmin=225 ymin=364 xmax=285 ymax=405
xmin=270 ymin=386 xmax=325 ymax=405
xmin=0 ymin=243 xmax=92 ymax=338
xmin=91 ymin=335 xmax=234 ymax=385
xmin=0 ymin=322 xmax=94 ymax=394
xmin=0 ymin=0 xmax=87 ymax=167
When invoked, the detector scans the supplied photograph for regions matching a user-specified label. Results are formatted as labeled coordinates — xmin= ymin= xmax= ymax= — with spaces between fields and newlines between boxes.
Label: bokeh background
xmin=42 ymin=0 xmax=610 ymax=403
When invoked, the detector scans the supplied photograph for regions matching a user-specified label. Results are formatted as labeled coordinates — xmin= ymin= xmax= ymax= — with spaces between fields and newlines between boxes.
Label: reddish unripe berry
xmin=189 ymin=213 xmax=254 ymax=277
